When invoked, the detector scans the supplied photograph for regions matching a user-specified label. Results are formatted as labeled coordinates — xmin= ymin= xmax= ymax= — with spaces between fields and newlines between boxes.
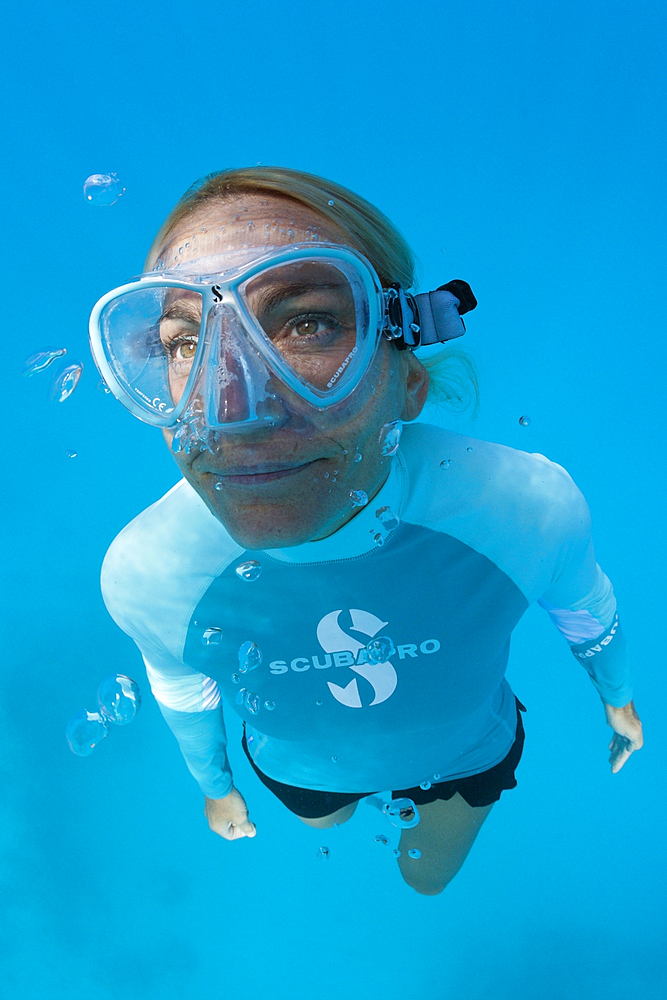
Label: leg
xmin=296 ymin=800 xmax=359 ymax=829
xmin=397 ymin=792 xmax=494 ymax=895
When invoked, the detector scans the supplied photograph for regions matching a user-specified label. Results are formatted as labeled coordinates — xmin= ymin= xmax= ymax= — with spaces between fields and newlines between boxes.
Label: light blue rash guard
xmin=101 ymin=424 xmax=632 ymax=800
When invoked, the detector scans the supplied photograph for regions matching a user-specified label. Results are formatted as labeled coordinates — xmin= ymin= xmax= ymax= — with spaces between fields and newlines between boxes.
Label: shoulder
xmin=399 ymin=422 xmax=591 ymax=599
xmin=101 ymin=479 xmax=242 ymax=633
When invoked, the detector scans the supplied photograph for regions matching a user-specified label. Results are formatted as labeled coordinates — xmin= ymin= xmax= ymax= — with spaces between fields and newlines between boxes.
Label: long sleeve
xmin=538 ymin=503 xmax=633 ymax=707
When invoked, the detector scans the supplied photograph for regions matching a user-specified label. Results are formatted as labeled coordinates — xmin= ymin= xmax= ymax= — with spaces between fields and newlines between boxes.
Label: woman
xmin=92 ymin=167 xmax=642 ymax=896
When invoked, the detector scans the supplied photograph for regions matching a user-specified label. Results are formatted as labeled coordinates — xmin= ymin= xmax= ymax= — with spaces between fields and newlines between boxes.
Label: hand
xmin=603 ymin=700 xmax=643 ymax=773
xmin=205 ymin=787 xmax=257 ymax=840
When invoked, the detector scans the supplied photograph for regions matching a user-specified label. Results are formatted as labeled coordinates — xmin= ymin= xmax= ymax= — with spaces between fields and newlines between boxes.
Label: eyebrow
xmin=249 ymin=281 xmax=348 ymax=315
xmin=159 ymin=300 xmax=202 ymax=325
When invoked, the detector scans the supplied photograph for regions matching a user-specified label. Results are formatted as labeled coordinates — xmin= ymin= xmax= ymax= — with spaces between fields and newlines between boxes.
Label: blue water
xmin=2 ymin=2 xmax=666 ymax=997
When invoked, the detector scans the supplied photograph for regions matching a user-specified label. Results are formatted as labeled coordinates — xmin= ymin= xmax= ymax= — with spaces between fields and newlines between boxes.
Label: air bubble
xmin=235 ymin=560 xmax=262 ymax=581
xmin=331 ymin=755 xmax=338 ymax=762
xmin=366 ymin=635 xmax=396 ymax=664
xmin=419 ymin=780 xmax=432 ymax=790
xmin=238 ymin=640 xmax=262 ymax=673
xmin=235 ymin=687 xmax=247 ymax=705
xmin=231 ymin=673 xmax=241 ymax=684
xmin=467 ymin=446 xmax=473 ymax=452
xmin=392 ymin=849 xmax=401 ymax=857
xmin=408 ymin=848 xmax=422 ymax=859
xmin=245 ymin=691 xmax=261 ymax=715
xmin=375 ymin=506 xmax=400 ymax=531
xmin=83 ymin=173 xmax=125 ymax=206
xmin=350 ymin=490 xmax=368 ymax=507
xmin=372 ymin=532 xmax=385 ymax=547
xmin=433 ymin=773 xmax=441 ymax=781
xmin=382 ymin=798 xmax=419 ymax=828
xmin=65 ymin=450 xmax=77 ymax=459
xmin=374 ymin=834 xmax=389 ymax=845
xmin=264 ymin=700 xmax=275 ymax=711
xmin=97 ymin=674 xmax=141 ymax=725
xmin=23 ymin=347 xmax=66 ymax=376
xmin=353 ymin=449 xmax=363 ymax=463
xmin=97 ymin=378 xmax=111 ymax=394
xmin=202 ymin=627 xmax=223 ymax=645
xmin=51 ymin=363 xmax=83 ymax=402
xmin=214 ymin=481 xmax=224 ymax=491
xmin=316 ymin=700 xmax=323 ymax=706
xmin=519 ymin=415 xmax=531 ymax=426
xmin=379 ymin=419 xmax=402 ymax=457
xmin=318 ymin=846 xmax=330 ymax=858
xmin=328 ymin=199 xmax=335 ymax=206
xmin=440 ymin=459 xmax=451 ymax=470
xmin=66 ymin=709 xmax=109 ymax=756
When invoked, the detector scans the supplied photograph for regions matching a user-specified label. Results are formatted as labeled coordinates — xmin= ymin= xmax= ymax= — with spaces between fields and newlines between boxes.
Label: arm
xmin=145 ymin=660 xmax=256 ymax=839
xmin=538 ymin=516 xmax=643 ymax=772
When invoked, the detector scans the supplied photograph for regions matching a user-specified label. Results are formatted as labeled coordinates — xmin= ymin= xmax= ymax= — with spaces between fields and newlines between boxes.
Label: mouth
xmin=204 ymin=459 xmax=322 ymax=486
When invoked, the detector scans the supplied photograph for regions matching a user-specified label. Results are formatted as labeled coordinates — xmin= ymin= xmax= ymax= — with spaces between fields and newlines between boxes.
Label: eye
xmin=172 ymin=339 xmax=198 ymax=360
xmin=293 ymin=318 xmax=323 ymax=336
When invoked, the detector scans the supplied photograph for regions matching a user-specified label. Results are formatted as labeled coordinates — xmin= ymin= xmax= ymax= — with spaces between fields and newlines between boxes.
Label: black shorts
xmin=242 ymin=697 xmax=527 ymax=819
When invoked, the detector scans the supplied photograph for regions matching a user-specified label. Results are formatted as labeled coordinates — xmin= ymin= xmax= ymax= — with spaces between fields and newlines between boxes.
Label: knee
xmin=398 ymin=861 xmax=457 ymax=896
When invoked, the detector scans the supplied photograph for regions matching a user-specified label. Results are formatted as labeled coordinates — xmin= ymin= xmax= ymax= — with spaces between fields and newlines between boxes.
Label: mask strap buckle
xmin=382 ymin=279 xmax=477 ymax=349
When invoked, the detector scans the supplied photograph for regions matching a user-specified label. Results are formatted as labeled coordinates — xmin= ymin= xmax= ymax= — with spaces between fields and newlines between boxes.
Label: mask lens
xmin=241 ymin=259 xmax=369 ymax=395
xmin=99 ymin=286 xmax=203 ymax=420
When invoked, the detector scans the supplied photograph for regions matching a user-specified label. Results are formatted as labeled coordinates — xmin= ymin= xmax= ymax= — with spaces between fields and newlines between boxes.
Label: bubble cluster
xmin=202 ymin=626 xmax=223 ymax=646
xmin=83 ymin=172 xmax=125 ymax=206
xmin=51 ymin=363 xmax=83 ymax=403
xmin=235 ymin=560 xmax=262 ymax=581
xmin=349 ymin=490 xmax=369 ymax=508
xmin=379 ymin=419 xmax=403 ymax=457
xmin=97 ymin=674 xmax=141 ymax=725
xmin=238 ymin=640 xmax=262 ymax=673
xmin=23 ymin=347 xmax=66 ymax=377
xmin=519 ymin=415 xmax=531 ymax=426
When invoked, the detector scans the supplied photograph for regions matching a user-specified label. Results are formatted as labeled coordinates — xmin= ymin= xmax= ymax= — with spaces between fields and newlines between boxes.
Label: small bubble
xmin=353 ymin=448 xmax=363 ymax=463
xmin=51 ymin=362 xmax=83 ymax=403
xmin=519 ymin=415 xmax=531 ymax=426
xmin=433 ymin=773 xmax=441 ymax=781
xmin=375 ymin=506 xmax=400 ymax=531
xmin=231 ymin=673 xmax=241 ymax=684
xmin=328 ymin=199 xmax=335 ymax=206
xmin=316 ymin=700 xmax=323 ymax=706
xmin=97 ymin=378 xmax=111 ymax=394
xmin=245 ymin=691 xmax=261 ymax=714
xmin=372 ymin=532 xmax=385 ymax=547
xmin=235 ymin=687 xmax=247 ymax=705
xmin=467 ymin=446 xmax=473 ymax=452
xmin=408 ymin=848 xmax=422 ymax=859
xmin=419 ymin=780 xmax=432 ymax=790
xmin=238 ymin=640 xmax=262 ymax=673
xmin=374 ymin=834 xmax=389 ymax=845
xmin=331 ymin=755 xmax=338 ymax=762
xmin=379 ymin=419 xmax=402 ymax=457
xmin=366 ymin=635 xmax=396 ymax=664
xmin=324 ymin=472 xmax=330 ymax=479
xmin=23 ymin=347 xmax=67 ymax=376
xmin=264 ymin=700 xmax=275 ymax=711
xmin=65 ymin=449 xmax=77 ymax=459
xmin=235 ymin=560 xmax=262 ymax=582
xmin=440 ymin=459 xmax=451 ymax=470
xmin=66 ymin=709 xmax=109 ymax=756
xmin=214 ymin=481 xmax=224 ymax=491
xmin=392 ymin=848 xmax=402 ymax=857
xmin=318 ymin=846 xmax=330 ymax=859
xmin=202 ymin=627 xmax=223 ymax=646
xmin=97 ymin=674 xmax=141 ymax=725
xmin=83 ymin=172 xmax=125 ymax=206
xmin=350 ymin=490 xmax=368 ymax=507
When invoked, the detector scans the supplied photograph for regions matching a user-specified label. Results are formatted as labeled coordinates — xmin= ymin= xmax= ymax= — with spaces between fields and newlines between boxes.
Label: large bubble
xmin=83 ymin=173 xmax=125 ymax=206
xmin=51 ymin=362 xmax=83 ymax=402
xmin=23 ymin=347 xmax=66 ymax=377
xmin=66 ymin=709 xmax=109 ymax=756
xmin=96 ymin=674 xmax=141 ymax=725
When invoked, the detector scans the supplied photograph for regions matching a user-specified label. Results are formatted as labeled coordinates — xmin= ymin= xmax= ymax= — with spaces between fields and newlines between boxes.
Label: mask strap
xmin=383 ymin=279 xmax=477 ymax=349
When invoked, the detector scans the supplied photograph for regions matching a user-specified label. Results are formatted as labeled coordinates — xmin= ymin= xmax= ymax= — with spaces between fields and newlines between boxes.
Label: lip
xmin=205 ymin=459 xmax=321 ymax=486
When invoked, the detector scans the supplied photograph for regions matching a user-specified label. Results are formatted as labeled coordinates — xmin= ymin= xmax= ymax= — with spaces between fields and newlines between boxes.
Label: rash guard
xmin=101 ymin=423 xmax=632 ymax=799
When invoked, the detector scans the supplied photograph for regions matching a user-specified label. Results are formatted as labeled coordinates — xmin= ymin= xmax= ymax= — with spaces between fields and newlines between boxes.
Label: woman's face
xmin=156 ymin=193 xmax=428 ymax=548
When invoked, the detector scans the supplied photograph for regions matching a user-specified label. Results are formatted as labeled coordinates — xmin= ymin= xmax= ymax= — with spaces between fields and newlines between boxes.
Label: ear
xmin=400 ymin=353 xmax=429 ymax=421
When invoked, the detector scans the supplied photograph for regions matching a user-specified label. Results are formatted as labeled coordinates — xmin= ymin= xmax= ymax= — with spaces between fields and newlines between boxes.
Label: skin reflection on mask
xmin=156 ymin=194 xmax=428 ymax=549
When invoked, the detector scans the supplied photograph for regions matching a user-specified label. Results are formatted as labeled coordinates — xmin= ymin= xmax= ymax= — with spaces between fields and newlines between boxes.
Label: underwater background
xmin=1 ymin=1 xmax=665 ymax=997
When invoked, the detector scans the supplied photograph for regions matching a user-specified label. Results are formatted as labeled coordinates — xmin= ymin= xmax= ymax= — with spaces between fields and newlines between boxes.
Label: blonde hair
xmin=147 ymin=165 xmax=478 ymax=413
